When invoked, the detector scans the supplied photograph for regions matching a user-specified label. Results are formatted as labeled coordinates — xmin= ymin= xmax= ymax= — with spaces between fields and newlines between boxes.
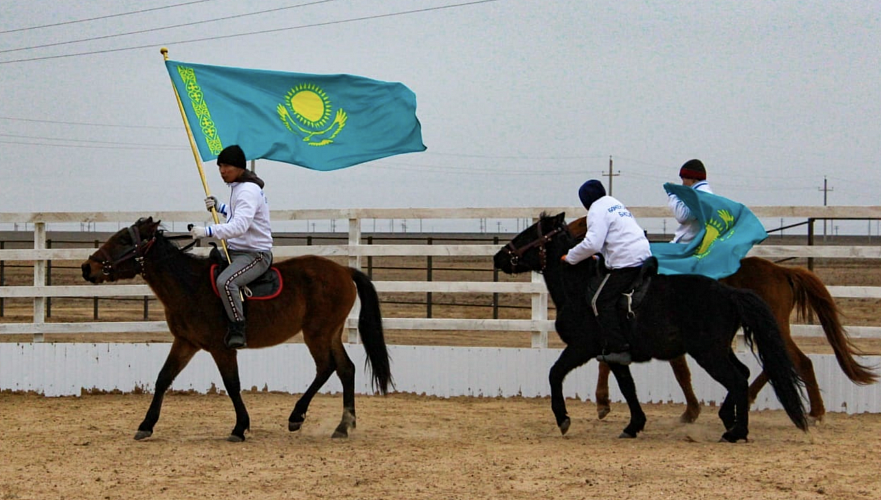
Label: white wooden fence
xmin=2 ymin=207 xmax=880 ymax=344
xmin=1 ymin=208 xmax=881 ymax=412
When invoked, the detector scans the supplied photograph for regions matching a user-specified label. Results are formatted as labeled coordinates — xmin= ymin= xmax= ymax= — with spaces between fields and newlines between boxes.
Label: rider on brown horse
xmin=189 ymin=145 xmax=272 ymax=349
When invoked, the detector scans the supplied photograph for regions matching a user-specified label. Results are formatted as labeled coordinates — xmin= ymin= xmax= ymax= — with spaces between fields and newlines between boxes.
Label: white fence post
xmin=32 ymin=222 xmax=46 ymax=343
xmin=531 ymin=271 xmax=548 ymax=348
xmin=347 ymin=217 xmax=361 ymax=344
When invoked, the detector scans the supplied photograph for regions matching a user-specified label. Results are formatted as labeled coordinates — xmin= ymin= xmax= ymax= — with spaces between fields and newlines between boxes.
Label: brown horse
xmin=81 ymin=217 xmax=393 ymax=442
xmin=567 ymin=216 xmax=876 ymax=423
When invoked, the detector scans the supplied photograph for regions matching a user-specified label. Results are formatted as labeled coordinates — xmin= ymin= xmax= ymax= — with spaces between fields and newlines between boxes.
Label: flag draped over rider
xmin=651 ymin=183 xmax=768 ymax=279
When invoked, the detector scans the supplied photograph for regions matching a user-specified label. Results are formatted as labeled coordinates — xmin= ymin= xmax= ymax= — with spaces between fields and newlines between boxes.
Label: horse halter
xmin=502 ymin=220 xmax=567 ymax=273
xmin=88 ymin=224 xmax=156 ymax=278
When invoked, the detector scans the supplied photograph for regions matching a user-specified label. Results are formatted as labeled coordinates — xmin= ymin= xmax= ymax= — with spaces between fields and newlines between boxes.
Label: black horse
xmin=493 ymin=212 xmax=807 ymax=442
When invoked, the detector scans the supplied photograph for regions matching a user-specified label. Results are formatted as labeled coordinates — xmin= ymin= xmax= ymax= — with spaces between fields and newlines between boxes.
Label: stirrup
xmin=597 ymin=351 xmax=632 ymax=365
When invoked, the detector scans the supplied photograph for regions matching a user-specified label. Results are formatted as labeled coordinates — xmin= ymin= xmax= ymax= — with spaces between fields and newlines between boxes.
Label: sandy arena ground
xmin=2 ymin=252 xmax=880 ymax=498
xmin=0 ymin=391 xmax=879 ymax=500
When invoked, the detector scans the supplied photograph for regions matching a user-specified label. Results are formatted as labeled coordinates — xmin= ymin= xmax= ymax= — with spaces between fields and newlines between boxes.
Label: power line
xmin=0 ymin=139 xmax=185 ymax=151
xmin=0 ymin=0 xmax=215 ymax=34
xmin=0 ymin=132 xmax=186 ymax=148
xmin=0 ymin=0 xmax=337 ymax=55
xmin=0 ymin=115 xmax=177 ymax=129
xmin=0 ymin=0 xmax=501 ymax=65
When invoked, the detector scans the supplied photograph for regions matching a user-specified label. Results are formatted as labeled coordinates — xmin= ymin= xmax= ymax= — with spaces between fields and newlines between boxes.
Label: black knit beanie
xmin=578 ymin=179 xmax=606 ymax=210
xmin=679 ymin=159 xmax=706 ymax=180
xmin=217 ymin=145 xmax=246 ymax=169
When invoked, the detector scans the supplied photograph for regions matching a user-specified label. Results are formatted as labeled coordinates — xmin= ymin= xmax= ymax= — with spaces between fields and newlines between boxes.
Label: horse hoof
xmin=719 ymin=432 xmax=747 ymax=443
xmin=618 ymin=431 xmax=637 ymax=439
xmin=134 ymin=430 xmax=152 ymax=441
xmin=332 ymin=429 xmax=348 ymax=439
xmin=559 ymin=418 xmax=571 ymax=436
xmin=679 ymin=412 xmax=699 ymax=424
xmin=289 ymin=421 xmax=303 ymax=432
xmin=597 ymin=407 xmax=610 ymax=420
xmin=227 ymin=434 xmax=245 ymax=443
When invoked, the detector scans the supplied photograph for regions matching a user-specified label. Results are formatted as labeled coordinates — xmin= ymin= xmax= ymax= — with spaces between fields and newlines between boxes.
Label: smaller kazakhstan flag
xmin=165 ymin=59 xmax=426 ymax=171
xmin=651 ymin=183 xmax=768 ymax=279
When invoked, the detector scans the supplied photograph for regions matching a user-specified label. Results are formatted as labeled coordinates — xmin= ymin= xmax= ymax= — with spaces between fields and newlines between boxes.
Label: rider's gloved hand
xmin=205 ymin=196 xmax=220 ymax=212
xmin=190 ymin=226 xmax=210 ymax=239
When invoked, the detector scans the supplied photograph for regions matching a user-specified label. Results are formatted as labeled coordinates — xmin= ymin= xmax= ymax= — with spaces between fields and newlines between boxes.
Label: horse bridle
xmin=88 ymin=224 xmax=156 ymax=278
xmin=501 ymin=220 xmax=567 ymax=273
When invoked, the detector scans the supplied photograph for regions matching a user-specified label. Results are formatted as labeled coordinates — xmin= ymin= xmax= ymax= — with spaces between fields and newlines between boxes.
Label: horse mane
xmin=149 ymin=229 xmax=209 ymax=295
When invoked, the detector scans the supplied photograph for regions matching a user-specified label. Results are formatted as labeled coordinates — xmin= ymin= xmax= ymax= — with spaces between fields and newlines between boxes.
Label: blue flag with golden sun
xmin=650 ymin=183 xmax=768 ymax=279
xmin=165 ymin=59 xmax=426 ymax=171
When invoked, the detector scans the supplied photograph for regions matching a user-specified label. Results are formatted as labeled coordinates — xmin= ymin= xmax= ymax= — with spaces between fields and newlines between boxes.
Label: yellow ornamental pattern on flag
xmin=695 ymin=209 xmax=735 ymax=258
xmin=177 ymin=66 xmax=223 ymax=155
xmin=276 ymin=83 xmax=347 ymax=147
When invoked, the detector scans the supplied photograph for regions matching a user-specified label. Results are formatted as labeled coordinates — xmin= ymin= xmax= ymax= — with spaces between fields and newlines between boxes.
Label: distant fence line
xmin=1 ymin=207 xmax=880 ymax=347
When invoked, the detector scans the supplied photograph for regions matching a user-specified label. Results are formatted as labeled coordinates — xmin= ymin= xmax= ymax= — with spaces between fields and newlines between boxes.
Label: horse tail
xmin=734 ymin=289 xmax=808 ymax=431
xmin=785 ymin=266 xmax=878 ymax=385
xmin=350 ymin=268 xmax=394 ymax=395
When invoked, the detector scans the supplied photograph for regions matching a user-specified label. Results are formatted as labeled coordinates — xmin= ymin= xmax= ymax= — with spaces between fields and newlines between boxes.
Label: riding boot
xmin=225 ymin=320 xmax=247 ymax=349
xmin=594 ymin=309 xmax=631 ymax=365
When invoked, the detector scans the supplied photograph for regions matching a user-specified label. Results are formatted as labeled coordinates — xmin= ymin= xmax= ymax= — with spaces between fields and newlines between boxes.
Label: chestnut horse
xmin=567 ymin=216 xmax=875 ymax=424
xmin=81 ymin=217 xmax=393 ymax=442
xmin=494 ymin=213 xmax=808 ymax=442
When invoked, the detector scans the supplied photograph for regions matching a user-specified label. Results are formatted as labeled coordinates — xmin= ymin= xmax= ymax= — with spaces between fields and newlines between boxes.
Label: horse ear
xmin=138 ymin=216 xmax=161 ymax=235
xmin=555 ymin=212 xmax=566 ymax=223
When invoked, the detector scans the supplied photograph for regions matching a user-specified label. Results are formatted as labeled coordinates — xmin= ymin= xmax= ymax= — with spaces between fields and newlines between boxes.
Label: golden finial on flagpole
xmin=160 ymin=47 xmax=168 ymax=60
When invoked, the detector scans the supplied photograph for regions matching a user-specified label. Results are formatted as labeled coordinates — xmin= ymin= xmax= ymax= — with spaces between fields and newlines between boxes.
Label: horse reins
xmin=88 ymin=224 xmax=196 ymax=278
xmin=502 ymin=221 xmax=566 ymax=273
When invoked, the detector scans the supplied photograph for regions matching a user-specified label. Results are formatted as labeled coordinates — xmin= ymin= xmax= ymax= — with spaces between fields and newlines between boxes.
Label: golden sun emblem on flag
xmin=695 ymin=210 xmax=735 ymax=257
xmin=277 ymin=83 xmax=347 ymax=146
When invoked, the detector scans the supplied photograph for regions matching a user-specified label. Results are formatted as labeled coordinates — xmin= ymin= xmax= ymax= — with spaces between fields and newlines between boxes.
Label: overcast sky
xmin=1 ymin=0 xmax=879 ymax=233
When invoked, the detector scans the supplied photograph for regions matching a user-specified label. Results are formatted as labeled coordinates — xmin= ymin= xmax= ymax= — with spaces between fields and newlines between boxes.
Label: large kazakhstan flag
xmin=651 ymin=183 xmax=768 ymax=279
xmin=165 ymin=59 xmax=426 ymax=171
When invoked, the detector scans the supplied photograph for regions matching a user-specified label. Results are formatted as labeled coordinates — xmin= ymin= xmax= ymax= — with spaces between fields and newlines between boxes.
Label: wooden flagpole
xmin=160 ymin=47 xmax=231 ymax=263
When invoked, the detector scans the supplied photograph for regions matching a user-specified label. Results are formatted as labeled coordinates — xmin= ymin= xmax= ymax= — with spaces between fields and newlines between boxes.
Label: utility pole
xmin=818 ymin=176 xmax=833 ymax=240
xmin=603 ymin=156 xmax=621 ymax=195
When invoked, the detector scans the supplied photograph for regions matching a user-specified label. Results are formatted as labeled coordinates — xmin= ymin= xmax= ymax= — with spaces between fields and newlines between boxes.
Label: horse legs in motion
xmin=135 ymin=338 xmax=201 ymax=440
xmin=595 ymin=357 xmax=700 ymax=423
xmin=288 ymin=322 xmax=357 ymax=438
xmin=548 ymin=306 xmax=648 ymax=439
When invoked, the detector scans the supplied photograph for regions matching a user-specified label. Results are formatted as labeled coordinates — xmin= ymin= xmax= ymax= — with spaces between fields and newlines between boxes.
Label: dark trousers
xmin=589 ymin=266 xmax=642 ymax=352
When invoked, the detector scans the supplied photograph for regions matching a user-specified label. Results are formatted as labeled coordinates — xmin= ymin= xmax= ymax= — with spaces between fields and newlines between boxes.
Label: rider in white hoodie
xmin=190 ymin=145 xmax=273 ymax=349
xmin=563 ymin=179 xmax=652 ymax=365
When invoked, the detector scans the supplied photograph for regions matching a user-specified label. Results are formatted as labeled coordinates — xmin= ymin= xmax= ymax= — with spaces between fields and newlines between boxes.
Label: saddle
xmin=208 ymin=244 xmax=283 ymax=300
xmin=618 ymin=256 xmax=657 ymax=319
xmin=587 ymin=255 xmax=658 ymax=331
